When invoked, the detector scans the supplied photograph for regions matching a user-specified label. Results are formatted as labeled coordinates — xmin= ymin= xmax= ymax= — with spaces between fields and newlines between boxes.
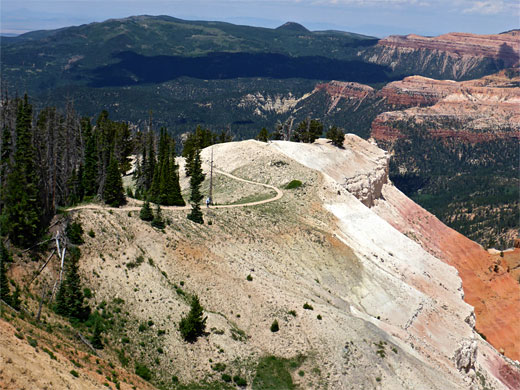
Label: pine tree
xmin=139 ymin=200 xmax=154 ymax=221
xmin=169 ymin=156 xmax=185 ymax=206
xmin=103 ymin=154 xmax=126 ymax=207
xmin=294 ymin=118 xmax=323 ymax=143
xmin=326 ymin=126 xmax=345 ymax=148
xmin=91 ymin=317 xmax=104 ymax=349
xmin=256 ymin=127 xmax=270 ymax=142
xmin=0 ymin=242 xmax=11 ymax=305
xmin=82 ymin=118 xmax=98 ymax=197
xmin=179 ymin=295 xmax=207 ymax=342
xmin=1 ymin=95 xmax=42 ymax=247
xmin=149 ymin=163 xmax=161 ymax=203
xmin=151 ymin=204 xmax=165 ymax=229
xmin=55 ymin=247 xmax=90 ymax=321
xmin=187 ymin=149 xmax=205 ymax=224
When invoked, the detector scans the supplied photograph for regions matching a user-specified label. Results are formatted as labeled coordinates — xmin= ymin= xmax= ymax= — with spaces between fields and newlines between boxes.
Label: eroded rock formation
xmin=361 ymin=30 xmax=520 ymax=80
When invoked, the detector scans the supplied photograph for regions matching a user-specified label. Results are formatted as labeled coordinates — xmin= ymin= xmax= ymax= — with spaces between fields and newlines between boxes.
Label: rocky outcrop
xmin=238 ymin=91 xmax=311 ymax=116
xmin=378 ymin=31 xmax=520 ymax=66
xmin=361 ymin=30 xmax=520 ymax=80
xmin=372 ymin=182 xmax=520 ymax=362
xmin=371 ymin=70 xmax=520 ymax=143
xmin=271 ymin=137 xmax=519 ymax=388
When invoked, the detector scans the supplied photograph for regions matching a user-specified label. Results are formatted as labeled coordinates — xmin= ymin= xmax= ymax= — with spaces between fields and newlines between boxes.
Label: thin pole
xmin=209 ymin=147 xmax=213 ymax=204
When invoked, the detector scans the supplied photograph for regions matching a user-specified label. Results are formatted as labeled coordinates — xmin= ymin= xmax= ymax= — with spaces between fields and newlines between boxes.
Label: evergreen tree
xmin=139 ymin=200 xmax=154 ymax=221
xmin=187 ymin=149 xmax=205 ymax=224
xmin=149 ymin=163 xmax=161 ymax=203
xmin=91 ymin=318 xmax=104 ymax=349
xmin=55 ymin=247 xmax=90 ymax=321
xmin=326 ymin=126 xmax=345 ymax=148
xmin=294 ymin=118 xmax=323 ymax=143
xmin=179 ymin=295 xmax=207 ymax=342
xmin=82 ymin=118 xmax=98 ymax=197
xmin=151 ymin=204 xmax=165 ymax=229
xmin=168 ymin=155 xmax=185 ymax=206
xmin=256 ymin=127 xmax=270 ymax=142
xmin=145 ymin=132 xmax=156 ymax=191
xmin=0 ymin=242 xmax=11 ymax=305
xmin=103 ymin=154 xmax=126 ymax=207
xmin=1 ymin=95 xmax=42 ymax=247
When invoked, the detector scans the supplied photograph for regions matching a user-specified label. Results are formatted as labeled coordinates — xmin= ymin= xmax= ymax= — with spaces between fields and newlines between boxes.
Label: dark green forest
xmin=385 ymin=119 xmax=519 ymax=249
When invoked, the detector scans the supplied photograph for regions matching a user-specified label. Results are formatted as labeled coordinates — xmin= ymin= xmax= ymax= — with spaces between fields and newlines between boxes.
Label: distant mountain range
xmin=1 ymin=16 xmax=517 ymax=135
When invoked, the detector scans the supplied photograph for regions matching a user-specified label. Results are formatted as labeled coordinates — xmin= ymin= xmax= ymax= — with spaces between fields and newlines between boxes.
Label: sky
xmin=1 ymin=0 xmax=518 ymax=37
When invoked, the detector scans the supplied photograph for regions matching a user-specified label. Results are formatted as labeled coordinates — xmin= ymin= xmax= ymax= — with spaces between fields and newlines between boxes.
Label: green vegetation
xmin=66 ymin=220 xmax=85 ymax=245
xmin=326 ymin=126 xmax=345 ymax=148
xmin=0 ymin=95 xmax=42 ymax=247
xmin=103 ymin=154 xmax=127 ymax=207
xmin=246 ymin=274 xmax=253 ymax=281
xmin=135 ymin=362 xmax=152 ymax=381
xmin=151 ymin=204 xmax=165 ymax=229
xmin=139 ymin=200 xmax=154 ymax=221
xmin=387 ymin=119 xmax=519 ymax=248
xmin=252 ymin=355 xmax=306 ymax=390
xmin=270 ymin=320 xmax=279 ymax=332
xmin=256 ymin=128 xmax=270 ymax=142
xmin=70 ymin=370 xmax=79 ymax=378
xmin=179 ymin=295 xmax=207 ymax=342
xmin=0 ymin=242 xmax=12 ymax=305
xmin=187 ymin=149 xmax=205 ymax=224
xmin=303 ymin=302 xmax=313 ymax=310
xmin=54 ymin=247 xmax=91 ymax=321
xmin=126 ymin=255 xmax=145 ymax=269
xmin=285 ymin=180 xmax=302 ymax=190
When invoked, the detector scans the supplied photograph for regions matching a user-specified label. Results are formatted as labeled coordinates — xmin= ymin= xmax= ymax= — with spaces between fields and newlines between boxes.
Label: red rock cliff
xmin=371 ymin=71 xmax=520 ymax=143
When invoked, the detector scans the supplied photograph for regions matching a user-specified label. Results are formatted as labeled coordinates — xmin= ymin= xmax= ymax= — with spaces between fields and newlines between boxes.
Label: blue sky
xmin=1 ymin=0 xmax=518 ymax=37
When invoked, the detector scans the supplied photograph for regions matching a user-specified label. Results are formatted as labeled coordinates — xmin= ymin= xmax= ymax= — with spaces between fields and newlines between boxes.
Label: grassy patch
xmin=175 ymin=381 xmax=235 ymax=390
xmin=285 ymin=180 xmax=302 ymax=189
xmin=252 ymin=355 xmax=306 ymax=390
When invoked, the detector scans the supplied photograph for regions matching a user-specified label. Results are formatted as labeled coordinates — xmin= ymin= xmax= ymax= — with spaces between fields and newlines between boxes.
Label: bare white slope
xmin=272 ymin=137 xmax=512 ymax=389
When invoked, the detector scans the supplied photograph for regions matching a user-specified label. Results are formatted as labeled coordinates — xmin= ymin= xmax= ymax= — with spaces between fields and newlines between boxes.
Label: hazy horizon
xmin=1 ymin=0 xmax=518 ymax=38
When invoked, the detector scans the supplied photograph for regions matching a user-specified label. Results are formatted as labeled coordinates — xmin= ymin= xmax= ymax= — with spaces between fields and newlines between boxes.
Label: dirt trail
xmin=67 ymin=168 xmax=283 ymax=212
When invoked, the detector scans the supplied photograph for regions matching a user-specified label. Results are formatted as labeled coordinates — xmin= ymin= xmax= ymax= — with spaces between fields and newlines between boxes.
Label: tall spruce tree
xmin=169 ymin=155 xmax=185 ymax=206
xmin=187 ymin=149 xmax=205 ymax=224
xmin=82 ymin=118 xmax=98 ymax=197
xmin=1 ymin=95 xmax=42 ymax=246
xmin=55 ymin=247 xmax=90 ymax=321
xmin=103 ymin=154 xmax=126 ymax=207
xmin=0 ymin=242 xmax=11 ymax=305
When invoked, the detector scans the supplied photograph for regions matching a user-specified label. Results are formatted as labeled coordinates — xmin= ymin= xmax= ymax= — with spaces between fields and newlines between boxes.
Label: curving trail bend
xmin=67 ymin=168 xmax=283 ymax=212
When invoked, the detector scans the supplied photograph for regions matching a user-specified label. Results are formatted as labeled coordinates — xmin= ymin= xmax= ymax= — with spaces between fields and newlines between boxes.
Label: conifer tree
xmin=256 ymin=127 xmax=270 ymax=142
xmin=179 ymin=295 xmax=207 ymax=342
xmin=187 ymin=149 xmax=205 ymax=224
xmin=1 ymin=95 xmax=42 ymax=246
xmin=0 ymin=242 xmax=11 ymax=305
xmin=326 ymin=126 xmax=345 ymax=148
xmin=91 ymin=318 xmax=104 ymax=349
xmin=55 ymin=247 xmax=90 ymax=321
xmin=149 ymin=163 xmax=161 ymax=203
xmin=82 ymin=118 xmax=98 ymax=197
xmin=169 ymin=156 xmax=185 ymax=206
xmin=151 ymin=204 xmax=165 ymax=229
xmin=103 ymin=154 xmax=126 ymax=207
xmin=139 ymin=199 xmax=154 ymax=221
